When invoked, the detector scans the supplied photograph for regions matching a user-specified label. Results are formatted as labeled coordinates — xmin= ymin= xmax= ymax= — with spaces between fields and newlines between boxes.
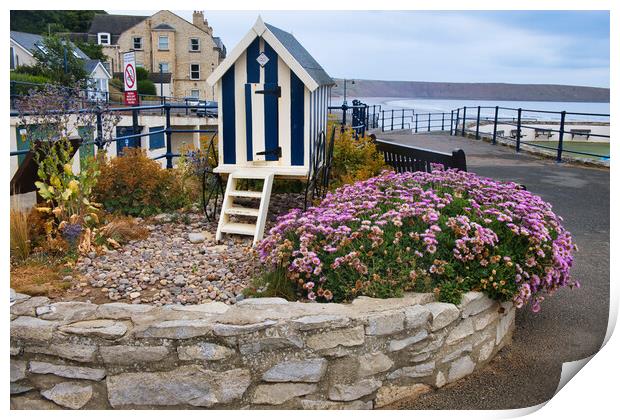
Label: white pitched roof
xmin=207 ymin=16 xmax=334 ymax=92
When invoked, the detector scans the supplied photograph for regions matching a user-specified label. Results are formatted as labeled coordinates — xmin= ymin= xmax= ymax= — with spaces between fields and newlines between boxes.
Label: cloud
xmin=108 ymin=10 xmax=610 ymax=87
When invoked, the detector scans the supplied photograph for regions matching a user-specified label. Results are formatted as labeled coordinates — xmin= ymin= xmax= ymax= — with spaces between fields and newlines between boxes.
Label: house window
xmin=190 ymin=89 xmax=200 ymax=98
xmin=133 ymin=37 xmax=143 ymax=50
xmin=97 ymin=33 xmax=111 ymax=45
xmin=159 ymin=62 xmax=169 ymax=73
xmin=158 ymin=35 xmax=169 ymax=50
xmin=190 ymin=64 xmax=200 ymax=80
xmin=10 ymin=46 xmax=15 ymax=70
xmin=189 ymin=38 xmax=200 ymax=52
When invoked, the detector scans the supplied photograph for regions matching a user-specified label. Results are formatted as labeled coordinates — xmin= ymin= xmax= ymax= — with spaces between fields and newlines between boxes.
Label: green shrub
xmin=13 ymin=65 xmax=45 ymax=76
xmin=136 ymin=66 xmax=149 ymax=80
xmin=10 ymin=72 xmax=52 ymax=94
xmin=329 ymin=122 xmax=387 ymax=188
xmin=137 ymin=79 xmax=156 ymax=96
xmin=93 ymin=149 xmax=190 ymax=217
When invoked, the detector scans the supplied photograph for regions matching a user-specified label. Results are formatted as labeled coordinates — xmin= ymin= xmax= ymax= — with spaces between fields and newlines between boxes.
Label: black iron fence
xmin=10 ymin=80 xmax=217 ymax=117
xmin=329 ymin=99 xmax=609 ymax=163
xmin=10 ymin=102 xmax=218 ymax=170
xmin=451 ymin=105 xmax=610 ymax=162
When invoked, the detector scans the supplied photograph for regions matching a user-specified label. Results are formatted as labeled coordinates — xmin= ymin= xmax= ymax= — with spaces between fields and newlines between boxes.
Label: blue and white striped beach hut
xmin=207 ymin=17 xmax=335 ymax=245
xmin=207 ymin=16 xmax=335 ymax=177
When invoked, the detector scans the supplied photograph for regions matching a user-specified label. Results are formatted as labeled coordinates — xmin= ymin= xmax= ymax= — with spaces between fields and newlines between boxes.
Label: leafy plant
xmin=31 ymin=35 xmax=88 ymax=86
xmin=16 ymin=85 xmax=120 ymax=253
xmin=94 ymin=148 xmax=190 ymax=217
xmin=330 ymin=122 xmax=387 ymax=188
xmin=258 ymin=170 xmax=578 ymax=312
xmin=245 ymin=267 xmax=297 ymax=301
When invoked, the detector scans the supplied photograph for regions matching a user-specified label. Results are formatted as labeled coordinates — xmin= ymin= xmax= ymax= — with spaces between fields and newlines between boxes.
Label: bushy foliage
xmin=16 ymin=85 xmax=120 ymax=254
xmin=75 ymin=41 xmax=106 ymax=61
xmin=31 ymin=35 xmax=88 ymax=85
xmin=258 ymin=170 xmax=578 ymax=312
xmin=94 ymin=149 xmax=190 ymax=217
xmin=137 ymin=79 xmax=157 ymax=96
xmin=10 ymin=72 xmax=52 ymax=94
xmin=330 ymin=123 xmax=387 ymax=188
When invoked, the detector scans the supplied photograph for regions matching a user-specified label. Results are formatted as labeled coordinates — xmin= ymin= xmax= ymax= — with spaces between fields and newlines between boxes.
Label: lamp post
xmin=343 ymin=79 xmax=355 ymax=106
xmin=159 ymin=63 xmax=164 ymax=105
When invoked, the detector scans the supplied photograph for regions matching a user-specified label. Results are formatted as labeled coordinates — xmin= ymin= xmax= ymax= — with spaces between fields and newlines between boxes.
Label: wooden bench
xmin=510 ymin=129 xmax=524 ymax=139
xmin=570 ymin=129 xmax=591 ymax=140
xmin=371 ymin=136 xmax=467 ymax=173
xmin=535 ymin=128 xmax=553 ymax=139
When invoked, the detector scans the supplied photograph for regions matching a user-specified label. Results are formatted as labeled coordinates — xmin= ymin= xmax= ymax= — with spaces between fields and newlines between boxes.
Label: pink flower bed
xmin=258 ymin=170 xmax=579 ymax=312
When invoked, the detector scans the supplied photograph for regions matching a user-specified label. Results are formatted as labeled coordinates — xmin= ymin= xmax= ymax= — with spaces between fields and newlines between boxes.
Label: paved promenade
xmin=377 ymin=131 xmax=610 ymax=409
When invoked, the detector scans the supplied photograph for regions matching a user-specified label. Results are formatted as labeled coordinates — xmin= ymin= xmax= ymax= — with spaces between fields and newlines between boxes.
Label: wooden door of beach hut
xmin=207 ymin=16 xmax=335 ymax=245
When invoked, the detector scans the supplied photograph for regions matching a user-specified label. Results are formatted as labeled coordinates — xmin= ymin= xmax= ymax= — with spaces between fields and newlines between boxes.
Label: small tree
xmin=16 ymin=85 xmax=121 ymax=251
xmin=32 ymin=35 xmax=88 ymax=86
xmin=75 ymin=41 xmax=107 ymax=61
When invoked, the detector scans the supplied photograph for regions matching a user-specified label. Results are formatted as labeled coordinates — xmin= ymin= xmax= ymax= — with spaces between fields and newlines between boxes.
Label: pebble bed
xmin=69 ymin=193 xmax=304 ymax=306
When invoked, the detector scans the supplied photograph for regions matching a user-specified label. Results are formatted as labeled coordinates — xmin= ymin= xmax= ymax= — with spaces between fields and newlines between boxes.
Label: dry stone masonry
xmin=10 ymin=289 xmax=515 ymax=409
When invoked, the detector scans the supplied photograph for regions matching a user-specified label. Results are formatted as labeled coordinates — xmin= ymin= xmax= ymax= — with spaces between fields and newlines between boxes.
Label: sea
xmin=330 ymin=97 xmax=610 ymax=122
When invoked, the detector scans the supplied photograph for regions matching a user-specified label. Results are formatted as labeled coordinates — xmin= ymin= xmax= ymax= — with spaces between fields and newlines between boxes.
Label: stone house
xmin=88 ymin=10 xmax=226 ymax=100
xmin=10 ymin=30 xmax=111 ymax=101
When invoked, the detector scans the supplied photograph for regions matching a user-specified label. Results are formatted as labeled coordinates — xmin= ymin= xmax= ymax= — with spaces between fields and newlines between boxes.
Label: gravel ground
xmin=62 ymin=193 xmax=304 ymax=306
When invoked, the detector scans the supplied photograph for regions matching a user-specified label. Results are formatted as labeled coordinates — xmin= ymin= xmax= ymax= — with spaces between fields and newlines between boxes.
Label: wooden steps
xmin=216 ymin=170 xmax=274 ymax=246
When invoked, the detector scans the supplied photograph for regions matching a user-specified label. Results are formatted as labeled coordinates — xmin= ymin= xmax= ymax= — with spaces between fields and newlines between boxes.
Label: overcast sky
xmin=108 ymin=10 xmax=610 ymax=87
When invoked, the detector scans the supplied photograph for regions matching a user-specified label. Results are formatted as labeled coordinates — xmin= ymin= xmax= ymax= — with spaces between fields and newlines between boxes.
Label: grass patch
xmin=11 ymin=253 xmax=74 ymax=297
xmin=244 ymin=266 xmax=297 ymax=301
xmin=528 ymin=141 xmax=609 ymax=158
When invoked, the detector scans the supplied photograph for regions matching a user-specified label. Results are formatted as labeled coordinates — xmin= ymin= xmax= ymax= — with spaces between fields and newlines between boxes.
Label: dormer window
xmin=98 ymin=32 xmax=111 ymax=45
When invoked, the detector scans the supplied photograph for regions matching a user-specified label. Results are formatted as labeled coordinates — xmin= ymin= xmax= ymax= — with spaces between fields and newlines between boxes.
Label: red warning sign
xmin=123 ymin=51 xmax=139 ymax=106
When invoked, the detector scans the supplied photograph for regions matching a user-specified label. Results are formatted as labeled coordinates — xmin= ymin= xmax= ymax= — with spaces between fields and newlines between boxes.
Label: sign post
xmin=123 ymin=51 xmax=139 ymax=106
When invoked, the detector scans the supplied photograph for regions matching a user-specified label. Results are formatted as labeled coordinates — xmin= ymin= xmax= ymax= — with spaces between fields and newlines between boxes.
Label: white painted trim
xmin=10 ymin=39 xmax=34 ymax=57
xmin=217 ymin=81 xmax=224 ymax=167
xmin=251 ymin=83 xmax=265 ymax=161
xmin=89 ymin=61 xmax=112 ymax=79
xmin=97 ymin=32 xmax=111 ymax=46
xmin=207 ymin=16 xmax=322 ymax=92
xmin=207 ymin=29 xmax=257 ymax=86
xmin=260 ymin=30 xmax=319 ymax=92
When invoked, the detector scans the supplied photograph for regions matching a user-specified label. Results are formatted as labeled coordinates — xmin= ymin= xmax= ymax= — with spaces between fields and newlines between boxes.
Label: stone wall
xmin=10 ymin=290 xmax=515 ymax=410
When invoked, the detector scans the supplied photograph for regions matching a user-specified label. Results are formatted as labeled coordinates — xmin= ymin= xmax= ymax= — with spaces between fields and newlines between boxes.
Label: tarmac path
xmin=375 ymin=132 xmax=610 ymax=409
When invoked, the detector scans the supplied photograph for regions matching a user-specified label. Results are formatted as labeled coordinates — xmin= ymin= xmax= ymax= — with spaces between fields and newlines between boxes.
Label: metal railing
xmin=451 ymin=105 xmax=610 ymax=162
xmin=333 ymin=99 xmax=609 ymax=163
xmin=10 ymin=102 xmax=217 ymax=170
xmin=10 ymin=80 xmax=217 ymax=117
